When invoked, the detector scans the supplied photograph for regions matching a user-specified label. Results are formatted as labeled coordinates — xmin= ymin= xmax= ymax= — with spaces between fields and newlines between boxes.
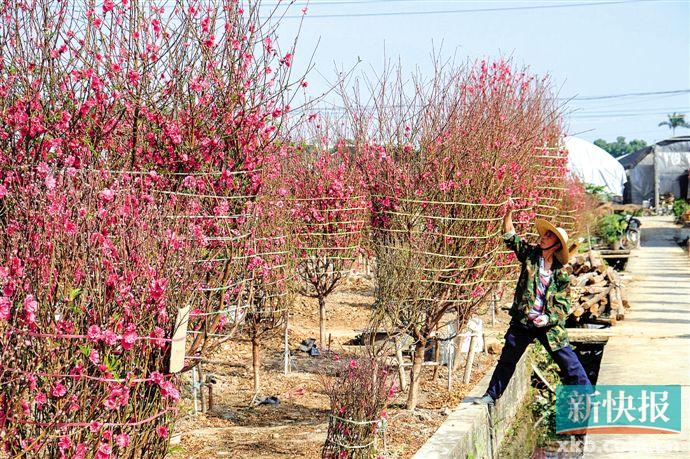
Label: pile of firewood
xmin=566 ymin=251 xmax=628 ymax=325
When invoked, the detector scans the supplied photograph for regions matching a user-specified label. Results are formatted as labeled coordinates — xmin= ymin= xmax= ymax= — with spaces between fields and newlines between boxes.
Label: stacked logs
xmin=566 ymin=251 xmax=628 ymax=325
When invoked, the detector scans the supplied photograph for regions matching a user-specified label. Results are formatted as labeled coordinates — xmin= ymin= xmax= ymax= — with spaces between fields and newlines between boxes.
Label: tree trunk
xmin=406 ymin=342 xmax=426 ymax=410
xmin=318 ymin=295 xmax=327 ymax=350
xmin=395 ymin=336 xmax=408 ymax=392
xmin=252 ymin=336 xmax=261 ymax=394
xmin=432 ymin=340 xmax=441 ymax=381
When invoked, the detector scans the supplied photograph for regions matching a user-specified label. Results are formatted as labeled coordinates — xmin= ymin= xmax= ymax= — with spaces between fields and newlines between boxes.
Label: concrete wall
xmin=412 ymin=352 xmax=532 ymax=459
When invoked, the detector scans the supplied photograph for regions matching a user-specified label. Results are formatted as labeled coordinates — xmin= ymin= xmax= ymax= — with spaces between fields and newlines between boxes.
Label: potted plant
xmin=672 ymin=199 xmax=690 ymax=224
xmin=596 ymin=214 xmax=627 ymax=250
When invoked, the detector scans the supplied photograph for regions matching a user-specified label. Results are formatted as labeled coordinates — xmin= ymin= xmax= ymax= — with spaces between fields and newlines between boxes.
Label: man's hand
xmin=533 ymin=314 xmax=549 ymax=328
xmin=503 ymin=198 xmax=515 ymax=234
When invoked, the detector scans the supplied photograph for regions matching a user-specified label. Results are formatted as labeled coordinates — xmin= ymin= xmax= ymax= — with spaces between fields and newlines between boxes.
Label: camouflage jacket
xmin=504 ymin=232 xmax=571 ymax=351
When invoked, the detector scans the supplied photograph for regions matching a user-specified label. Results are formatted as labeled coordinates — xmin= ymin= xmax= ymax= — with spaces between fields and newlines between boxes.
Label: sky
xmin=262 ymin=0 xmax=690 ymax=145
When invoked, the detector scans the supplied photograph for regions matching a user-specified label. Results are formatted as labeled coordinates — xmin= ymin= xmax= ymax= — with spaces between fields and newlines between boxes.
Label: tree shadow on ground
xmin=208 ymin=400 xmax=330 ymax=428
xmin=640 ymin=227 xmax=683 ymax=247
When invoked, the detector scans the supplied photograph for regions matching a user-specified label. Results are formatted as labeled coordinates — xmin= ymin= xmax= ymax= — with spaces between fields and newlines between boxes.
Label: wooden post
xmin=463 ymin=334 xmax=477 ymax=384
xmin=587 ymin=225 xmax=592 ymax=251
xmin=191 ymin=366 xmax=199 ymax=415
xmin=283 ymin=321 xmax=290 ymax=375
xmin=382 ymin=422 xmax=387 ymax=452
xmin=491 ymin=292 xmax=497 ymax=326
xmin=207 ymin=383 xmax=214 ymax=412
xmin=432 ymin=340 xmax=441 ymax=381
xmin=198 ymin=365 xmax=206 ymax=413
xmin=251 ymin=336 xmax=261 ymax=395
xmin=447 ymin=340 xmax=454 ymax=390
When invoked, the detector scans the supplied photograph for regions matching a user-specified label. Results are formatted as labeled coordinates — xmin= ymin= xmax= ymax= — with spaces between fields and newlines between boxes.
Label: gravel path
xmin=584 ymin=216 xmax=690 ymax=458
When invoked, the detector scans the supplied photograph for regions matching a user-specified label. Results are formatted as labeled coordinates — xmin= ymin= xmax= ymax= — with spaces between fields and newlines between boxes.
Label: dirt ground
xmin=170 ymin=276 xmax=503 ymax=459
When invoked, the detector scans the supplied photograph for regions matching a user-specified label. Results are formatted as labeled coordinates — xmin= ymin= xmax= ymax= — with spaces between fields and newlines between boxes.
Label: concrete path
xmin=584 ymin=216 xmax=690 ymax=458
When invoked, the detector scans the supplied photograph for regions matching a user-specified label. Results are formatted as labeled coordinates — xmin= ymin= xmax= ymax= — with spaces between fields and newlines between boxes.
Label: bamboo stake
xmin=463 ymin=335 xmax=477 ymax=384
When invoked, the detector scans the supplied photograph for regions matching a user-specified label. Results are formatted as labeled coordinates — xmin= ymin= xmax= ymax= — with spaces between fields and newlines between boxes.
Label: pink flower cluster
xmin=0 ymin=0 xmax=302 ymax=454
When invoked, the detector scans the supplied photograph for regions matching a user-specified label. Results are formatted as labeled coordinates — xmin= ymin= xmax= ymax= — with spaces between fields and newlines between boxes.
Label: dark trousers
xmin=486 ymin=320 xmax=591 ymax=400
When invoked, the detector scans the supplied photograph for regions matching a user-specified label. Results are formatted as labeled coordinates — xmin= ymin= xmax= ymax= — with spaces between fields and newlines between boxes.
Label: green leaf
xmin=79 ymin=344 xmax=91 ymax=357
xmin=103 ymin=354 xmax=121 ymax=379
xmin=167 ymin=445 xmax=184 ymax=455
xmin=69 ymin=288 xmax=82 ymax=301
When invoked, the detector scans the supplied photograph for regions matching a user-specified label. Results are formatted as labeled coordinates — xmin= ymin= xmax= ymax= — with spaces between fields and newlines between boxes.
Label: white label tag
xmin=169 ymin=305 xmax=190 ymax=373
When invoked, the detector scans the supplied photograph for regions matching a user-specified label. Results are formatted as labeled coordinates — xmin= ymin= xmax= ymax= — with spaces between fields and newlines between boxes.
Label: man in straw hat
xmin=474 ymin=205 xmax=591 ymax=405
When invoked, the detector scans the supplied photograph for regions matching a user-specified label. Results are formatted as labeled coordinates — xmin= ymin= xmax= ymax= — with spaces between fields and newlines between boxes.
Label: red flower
xmin=87 ymin=325 xmax=102 ymax=343
xmin=102 ymin=0 xmax=114 ymax=13
xmin=115 ymin=433 xmax=130 ymax=448
xmin=51 ymin=382 xmax=68 ymax=398
xmin=58 ymin=436 xmax=71 ymax=450
xmin=89 ymin=421 xmax=103 ymax=433
xmin=23 ymin=295 xmax=38 ymax=325
xmin=34 ymin=392 xmax=47 ymax=408
xmin=156 ymin=426 xmax=169 ymax=438
xmin=121 ymin=325 xmax=138 ymax=350
xmin=99 ymin=188 xmax=115 ymax=202
xmin=95 ymin=443 xmax=111 ymax=459
xmin=0 ymin=296 xmax=10 ymax=321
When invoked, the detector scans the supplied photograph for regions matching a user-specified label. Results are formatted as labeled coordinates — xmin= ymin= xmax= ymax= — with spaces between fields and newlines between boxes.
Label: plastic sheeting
xmin=628 ymin=149 xmax=690 ymax=204
xmin=565 ymin=136 xmax=626 ymax=196
xmin=619 ymin=137 xmax=690 ymax=204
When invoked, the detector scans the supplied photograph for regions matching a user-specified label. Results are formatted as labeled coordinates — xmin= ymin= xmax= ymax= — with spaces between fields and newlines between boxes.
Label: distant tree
xmin=593 ymin=136 xmax=647 ymax=158
xmin=658 ymin=113 xmax=690 ymax=136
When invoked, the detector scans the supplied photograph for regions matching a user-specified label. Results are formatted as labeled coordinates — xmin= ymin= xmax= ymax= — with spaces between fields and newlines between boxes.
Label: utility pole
xmin=653 ymin=146 xmax=660 ymax=211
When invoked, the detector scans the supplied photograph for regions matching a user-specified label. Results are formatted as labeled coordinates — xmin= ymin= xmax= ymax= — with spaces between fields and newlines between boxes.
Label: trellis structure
xmin=0 ymin=168 xmax=196 ymax=456
xmin=287 ymin=145 xmax=370 ymax=349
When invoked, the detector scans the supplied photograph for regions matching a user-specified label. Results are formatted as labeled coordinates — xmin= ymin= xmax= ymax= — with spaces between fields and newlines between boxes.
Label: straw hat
xmin=535 ymin=219 xmax=578 ymax=265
